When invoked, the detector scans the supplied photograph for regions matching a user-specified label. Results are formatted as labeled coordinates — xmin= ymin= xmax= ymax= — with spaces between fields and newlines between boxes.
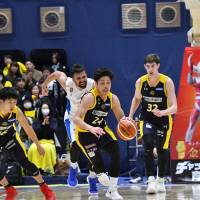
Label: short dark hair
xmin=41 ymin=65 xmax=53 ymax=73
xmin=4 ymin=54 xmax=12 ymax=60
xmin=71 ymin=64 xmax=85 ymax=76
xmin=26 ymin=59 xmax=35 ymax=65
xmin=144 ymin=54 xmax=160 ymax=64
xmin=16 ymin=77 xmax=25 ymax=83
xmin=93 ymin=67 xmax=114 ymax=82
xmin=0 ymin=87 xmax=19 ymax=100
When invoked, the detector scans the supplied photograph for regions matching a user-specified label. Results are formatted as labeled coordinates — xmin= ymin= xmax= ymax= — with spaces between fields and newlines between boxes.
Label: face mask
xmin=41 ymin=108 xmax=50 ymax=116
xmin=0 ymin=75 xmax=3 ymax=81
xmin=23 ymin=102 xmax=32 ymax=109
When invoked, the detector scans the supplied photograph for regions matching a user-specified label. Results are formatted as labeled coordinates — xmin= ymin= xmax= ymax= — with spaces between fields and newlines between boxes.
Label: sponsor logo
xmin=92 ymin=110 xmax=108 ymax=117
xmin=176 ymin=161 xmax=200 ymax=175
xmin=143 ymin=96 xmax=162 ymax=103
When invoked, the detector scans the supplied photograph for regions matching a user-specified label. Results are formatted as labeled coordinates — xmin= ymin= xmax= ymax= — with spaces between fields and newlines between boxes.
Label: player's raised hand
xmin=89 ymin=126 xmax=105 ymax=138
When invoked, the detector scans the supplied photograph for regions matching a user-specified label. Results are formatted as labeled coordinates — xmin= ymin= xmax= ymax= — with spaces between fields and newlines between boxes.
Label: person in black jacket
xmin=28 ymin=100 xmax=57 ymax=174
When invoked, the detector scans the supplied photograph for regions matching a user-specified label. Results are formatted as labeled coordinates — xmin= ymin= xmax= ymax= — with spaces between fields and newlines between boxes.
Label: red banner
xmin=171 ymin=47 xmax=200 ymax=183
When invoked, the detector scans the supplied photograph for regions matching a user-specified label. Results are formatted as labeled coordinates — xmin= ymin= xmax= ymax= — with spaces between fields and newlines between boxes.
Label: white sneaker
xmin=105 ymin=189 xmax=123 ymax=200
xmin=97 ymin=173 xmax=110 ymax=186
xmin=146 ymin=176 xmax=156 ymax=194
xmin=130 ymin=177 xmax=142 ymax=183
xmin=156 ymin=177 xmax=166 ymax=193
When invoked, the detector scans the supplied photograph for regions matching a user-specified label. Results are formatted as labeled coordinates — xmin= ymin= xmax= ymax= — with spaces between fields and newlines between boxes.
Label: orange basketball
xmin=117 ymin=118 xmax=137 ymax=141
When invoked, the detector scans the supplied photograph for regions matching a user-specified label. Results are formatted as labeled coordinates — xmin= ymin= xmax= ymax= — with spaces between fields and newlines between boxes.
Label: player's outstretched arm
xmin=42 ymin=71 xmax=68 ymax=94
xmin=17 ymin=107 xmax=45 ymax=155
xmin=112 ymin=94 xmax=125 ymax=122
xmin=129 ymin=78 xmax=142 ymax=119
xmin=73 ymin=93 xmax=105 ymax=137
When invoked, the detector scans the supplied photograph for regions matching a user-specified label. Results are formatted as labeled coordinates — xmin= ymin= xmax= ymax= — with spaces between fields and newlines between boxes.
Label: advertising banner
xmin=171 ymin=47 xmax=200 ymax=183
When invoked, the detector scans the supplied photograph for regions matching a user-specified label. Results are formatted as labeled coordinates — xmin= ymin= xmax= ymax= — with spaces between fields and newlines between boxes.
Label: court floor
xmin=0 ymin=183 xmax=200 ymax=200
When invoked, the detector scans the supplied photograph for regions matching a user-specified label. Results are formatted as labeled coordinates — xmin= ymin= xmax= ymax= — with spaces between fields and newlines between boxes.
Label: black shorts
xmin=139 ymin=120 xmax=172 ymax=149
xmin=76 ymin=126 xmax=117 ymax=161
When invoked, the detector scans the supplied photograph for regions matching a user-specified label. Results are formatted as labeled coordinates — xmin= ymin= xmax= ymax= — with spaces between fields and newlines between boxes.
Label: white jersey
xmin=65 ymin=77 xmax=94 ymax=118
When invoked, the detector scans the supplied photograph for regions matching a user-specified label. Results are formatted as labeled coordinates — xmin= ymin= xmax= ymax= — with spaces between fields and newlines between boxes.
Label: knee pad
xmin=97 ymin=173 xmax=110 ymax=186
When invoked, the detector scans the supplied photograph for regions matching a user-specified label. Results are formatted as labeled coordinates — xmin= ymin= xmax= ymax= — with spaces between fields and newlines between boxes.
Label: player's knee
xmin=21 ymin=159 xmax=39 ymax=176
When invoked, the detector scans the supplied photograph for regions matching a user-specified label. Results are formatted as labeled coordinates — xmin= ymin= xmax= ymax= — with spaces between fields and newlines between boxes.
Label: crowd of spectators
xmin=0 ymin=52 xmax=68 ymax=175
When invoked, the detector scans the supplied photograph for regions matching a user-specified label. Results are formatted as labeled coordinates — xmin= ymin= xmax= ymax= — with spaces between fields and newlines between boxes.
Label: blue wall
xmin=0 ymin=0 xmax=190 ymax=174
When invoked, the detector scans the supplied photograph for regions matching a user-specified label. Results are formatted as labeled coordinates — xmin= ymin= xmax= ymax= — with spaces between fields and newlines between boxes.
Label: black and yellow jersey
xmin=0 ymin=106 xmax=18 ymax=144
xmin=139 ymin=73 xmax=172 ymax=128
xmin=78 ymin=88 xmax=113 ymax=132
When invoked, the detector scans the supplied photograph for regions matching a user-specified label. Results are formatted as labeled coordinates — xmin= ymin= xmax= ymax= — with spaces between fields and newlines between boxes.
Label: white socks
xmin=89 ymin=171 xmax=97 ymax=178
xmin=70 ymin=162 xmax=78 ymax=169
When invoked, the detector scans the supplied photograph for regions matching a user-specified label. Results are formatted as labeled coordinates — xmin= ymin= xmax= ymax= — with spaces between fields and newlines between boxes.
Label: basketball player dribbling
xmin=74 ymin=67 xmax=125 ymax=200
xmin=129 ymin=54 xmax=177 ymax=194
xmin=0 ymin=87 xmax=56 ymax=200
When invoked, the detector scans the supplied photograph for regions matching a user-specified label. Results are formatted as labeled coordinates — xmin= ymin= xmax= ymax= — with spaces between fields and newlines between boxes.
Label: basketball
xmin=117 ymin=118 xmax=137 ymax=141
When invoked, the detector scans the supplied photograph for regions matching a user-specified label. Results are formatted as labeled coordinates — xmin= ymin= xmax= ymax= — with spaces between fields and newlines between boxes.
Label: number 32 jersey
xmin=140 ymin=73 xmax=172 ymax=128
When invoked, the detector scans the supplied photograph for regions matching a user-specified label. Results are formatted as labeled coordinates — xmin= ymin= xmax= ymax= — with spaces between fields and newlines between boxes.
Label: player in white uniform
xmin=42 ymin=65 xmax=99 ymax=194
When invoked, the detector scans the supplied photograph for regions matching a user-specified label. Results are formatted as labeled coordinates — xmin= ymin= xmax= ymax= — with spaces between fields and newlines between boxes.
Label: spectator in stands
xmin=15 ymin=77 xmax=31 ymax=107
xmin=31 ymin=84 xmax=41 ymax=107
xmin=28 ymin=101 xmax=57 ymax=175
xmin=51 ymin=52 xmax=68 ymax=75
xmin=22 ymin=94 xmax=36 ymax=124
xmin=39 ymin=66 xmax=59 ymax=115
xmin=19 ymin=94 xmax=37 ymax=149
xmin=6 ymin=62 xmax=22 ymax=85
xmin=23 ymin=60 xmax=43 ymax=89
xmin=3 ymin=54 xmax=27 ymax=76
xmin=0 ymin=70 xmax=12 ymax=89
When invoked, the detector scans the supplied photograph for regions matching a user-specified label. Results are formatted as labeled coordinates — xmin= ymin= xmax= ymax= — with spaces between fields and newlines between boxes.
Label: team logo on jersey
xmin=150 ymin=90 xmax=155 ymax=95
xmin=1 ymin=122 xmax=8 ymax=126
xmin=101 ymin=104 xmax=106 ymax=110
xmin=70 ymin=88 xmax=73 ymax=92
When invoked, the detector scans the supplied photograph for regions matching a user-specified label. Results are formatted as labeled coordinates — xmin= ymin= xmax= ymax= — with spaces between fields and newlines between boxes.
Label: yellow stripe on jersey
xmin=140 ymin=75 xmax=148 ymax=92
xmin=163 ymin=116 xmax=173 ymax=149
xmin=104 ymin=125 xmax=117 ymax=140
xmin=138 ymin=120 xmax=144 ymax=140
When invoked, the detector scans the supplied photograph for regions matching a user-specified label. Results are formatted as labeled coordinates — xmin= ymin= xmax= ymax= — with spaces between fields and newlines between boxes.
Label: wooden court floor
xmin=0 ymin=183 xmax=200 ymax=200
